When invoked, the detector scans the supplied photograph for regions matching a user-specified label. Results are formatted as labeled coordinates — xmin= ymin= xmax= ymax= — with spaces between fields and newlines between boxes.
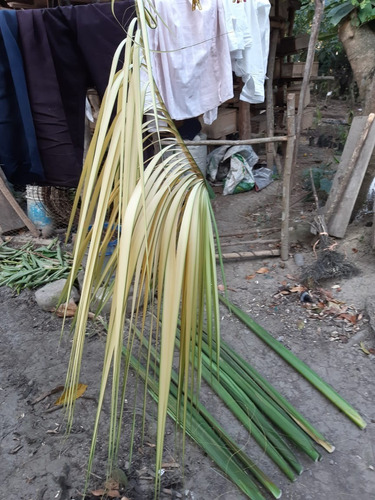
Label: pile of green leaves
xmin=0 ymin=240 xmax=73 ymax=293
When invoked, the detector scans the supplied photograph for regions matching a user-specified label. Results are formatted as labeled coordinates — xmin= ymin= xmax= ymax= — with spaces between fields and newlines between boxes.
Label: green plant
xmin=59 ymin=2 xmax=366 ymax=498
xmin=302 ymin=164 xmax=336 ymax=197
xmin=219 ymin=296 xmax=366 ymax=430
xmin=313 ymin=106 xmax=323 ymax=128
xmin=326 ymin=0 xmax=375 ymax=26
xmin=61 ymin=3 xmax=221 ymax=494
xmin=0 ymin=240 xmax=73 ymax=293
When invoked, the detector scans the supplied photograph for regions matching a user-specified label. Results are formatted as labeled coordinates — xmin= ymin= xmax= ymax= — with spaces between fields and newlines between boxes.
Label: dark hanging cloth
xmin=16 ymin=1 xmax=136 ymax=187
xmin=0 ymin=10 xmax=45 ymax=185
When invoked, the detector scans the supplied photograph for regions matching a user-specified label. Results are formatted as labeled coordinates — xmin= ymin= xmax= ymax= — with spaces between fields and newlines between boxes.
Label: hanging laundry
xmin=16 ymin=1 xmax=135 ymax=187
xmin=0 ymin=10 xmax=44 ymax=186
xmin=147 ymin=0 xmax=233 ymax=125
xmin=223 ymin=0 xmax=271 ymax=104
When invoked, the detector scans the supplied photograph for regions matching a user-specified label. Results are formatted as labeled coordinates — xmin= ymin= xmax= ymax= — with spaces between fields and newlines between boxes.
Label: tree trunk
xmin=338 ymin=13 xmax=375 ymax=114
xmin=339 ymin=13 xmax=375 ymax=215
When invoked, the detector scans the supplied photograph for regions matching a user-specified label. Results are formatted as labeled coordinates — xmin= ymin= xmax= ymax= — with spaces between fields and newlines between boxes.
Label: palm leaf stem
xmin=219 ymin=296 xmax=366 ymax=430
xmin=124 ymin=346 xmax=279 ymax=500
xmin=207 ymin=333 xmax=335 ymax=453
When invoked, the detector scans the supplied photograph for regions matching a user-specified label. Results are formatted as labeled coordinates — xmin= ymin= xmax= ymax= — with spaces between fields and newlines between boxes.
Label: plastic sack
xmin=207 ymin=145 xmax=258 ymax=195
xmin=253 ymin=166 xmax=274 ymax=191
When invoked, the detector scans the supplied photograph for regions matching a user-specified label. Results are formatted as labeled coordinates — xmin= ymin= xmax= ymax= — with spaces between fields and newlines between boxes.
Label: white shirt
xmin=147 ymin=0 xmax=233 ymax=124
xmin=223 ymin=0 xmax=271 ymax=104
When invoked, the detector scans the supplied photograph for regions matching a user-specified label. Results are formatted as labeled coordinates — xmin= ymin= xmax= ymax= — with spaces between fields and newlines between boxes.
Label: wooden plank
xmin=0 ymin=190 xmax=26 ymax=234
xmin=325 ymin=115 xmax=375 ymax=238
xmin=0 ymin=173 xmax=39 ymax=237
xmin=277 ymin=34 xmax=310 ymax=56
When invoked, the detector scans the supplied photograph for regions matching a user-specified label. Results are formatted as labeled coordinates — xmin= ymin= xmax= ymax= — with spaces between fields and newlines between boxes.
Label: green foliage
xmin=326 ymin=1 xmax=355 ymax=26
xmin=325 ymin=0 xmax=375 ymax=26
xmin=294 ymin=2 xmax=354 ymax=97
xmin=0 ymin=240 xmax=73 ymax=293
xmin=302 ymin=165 xmax=336 ymax=196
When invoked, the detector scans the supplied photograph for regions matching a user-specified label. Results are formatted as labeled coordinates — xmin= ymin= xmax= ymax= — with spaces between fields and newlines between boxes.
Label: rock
xmin=90 ymin=286 xmax=113 ymax=315
xmin=90 ymin=285 xmax=146 ymax=316
xmin=35 ymin=279 xmax=80 ymax=311
xmin=289 ymin=223 xmax=313 ymax=244
xmin=294 ymin=253 xmax=305 ymax=266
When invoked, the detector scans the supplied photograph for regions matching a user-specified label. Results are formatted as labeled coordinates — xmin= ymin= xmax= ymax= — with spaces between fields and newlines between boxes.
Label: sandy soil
xmin=1 ymin=100 xmax=375 ymax=500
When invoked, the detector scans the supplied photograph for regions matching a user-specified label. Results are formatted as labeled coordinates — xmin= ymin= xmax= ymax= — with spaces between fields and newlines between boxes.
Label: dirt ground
xmin=1 ymin=98 xmax=375 ymax=500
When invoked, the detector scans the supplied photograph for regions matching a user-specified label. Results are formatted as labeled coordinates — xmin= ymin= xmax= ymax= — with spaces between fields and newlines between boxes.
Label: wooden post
xmin=281 ymin=94 xmax=296 ymax=261
xmin=293 ymin=0 xmax=325 ymax=170
xmin=266 ymin=28 xmax=279 ymax=170
xmin=238 ymin=100 xmax=251 ymax=140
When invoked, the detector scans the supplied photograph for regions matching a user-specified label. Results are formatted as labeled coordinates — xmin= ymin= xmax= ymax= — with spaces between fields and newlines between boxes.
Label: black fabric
xmin=177 ymin=118 xmax=202 ymax=140
xmin=16 ymin=1 xmax=136 ymax=187
xmin=0 ymin=10 xmax=44 ymax=185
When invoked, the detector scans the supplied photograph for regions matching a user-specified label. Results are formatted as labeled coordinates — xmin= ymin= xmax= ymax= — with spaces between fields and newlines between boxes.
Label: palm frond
xmin=62 ymin=2 xmax=220 ymax=493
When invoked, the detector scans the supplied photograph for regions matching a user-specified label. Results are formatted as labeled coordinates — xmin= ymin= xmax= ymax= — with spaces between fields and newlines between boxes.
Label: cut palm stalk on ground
xmin=145 ymin=322 xmax=300 ymax=480
xmin=124 ymin=347 xmax=281 ymax=500
xmin=198 ymin=341 xmax=321 ymax=463
xmin=175 ymin=340 xmax=300 ymax=480
xmin=219 ymin=295 xmax=366 ymax=430
xmin=210 ymin=334 xmax=334 ymax=453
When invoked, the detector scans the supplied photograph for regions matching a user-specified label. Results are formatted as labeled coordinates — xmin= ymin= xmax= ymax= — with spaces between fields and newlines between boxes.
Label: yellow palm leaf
xmin=61 ymin=1 xmax=220 ymax=493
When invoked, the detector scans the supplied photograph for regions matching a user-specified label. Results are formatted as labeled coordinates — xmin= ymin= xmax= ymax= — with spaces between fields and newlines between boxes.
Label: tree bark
xmin=339 ymin=13 xmax=375 ymax=215
xmin=338 ymin=13 xmax=375 ymax=115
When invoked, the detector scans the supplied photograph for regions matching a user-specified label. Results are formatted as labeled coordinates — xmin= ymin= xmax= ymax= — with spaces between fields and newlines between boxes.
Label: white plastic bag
xmin=207 ymin=145 xmax=258 ymax=195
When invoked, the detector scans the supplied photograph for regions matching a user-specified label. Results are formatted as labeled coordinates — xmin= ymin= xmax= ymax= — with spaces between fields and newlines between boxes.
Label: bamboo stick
xmin=218 ymin=238 xmax=280 ymax=248
xmin=163 ymin=136 xmax=288 ymax=147
xmin=281 ymin=94 xmax=296 ymax=261
xmin=266 ymin=28 xmax=280 ymax=170
xmin=293 ymin=0 xmax=325 ymax=170
xmin=216 ymin=227 xmax=281 ymax=239
xmin=216 ymin=249 xmax=281 ymax=260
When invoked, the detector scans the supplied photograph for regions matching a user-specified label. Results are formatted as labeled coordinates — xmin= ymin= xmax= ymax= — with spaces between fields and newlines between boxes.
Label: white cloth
xmin=223 ymin=0 xmax=271 ymax=104
xmin=147 ymin=0 xmax=233 ymax=124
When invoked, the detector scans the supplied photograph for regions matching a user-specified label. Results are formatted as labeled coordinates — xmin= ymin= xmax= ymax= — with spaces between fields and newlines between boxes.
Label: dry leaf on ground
xmin=54 ymin=299 xmax=77 ymax=318
xmin=54 ymin=383 xmax=88 ymax=406
xmin=290 ymin=286 xmax=306 ymax=293
xmin=91 ymin=490 xmax=120 ymax=498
